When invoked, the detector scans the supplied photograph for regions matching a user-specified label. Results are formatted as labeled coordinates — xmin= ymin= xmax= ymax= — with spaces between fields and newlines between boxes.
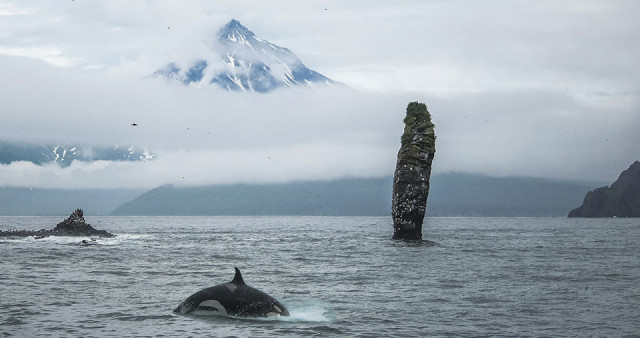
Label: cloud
xmin=0 ymin=55 xmax=404 ymax=147
xmin=0 ymin=3 xmax=34 ymax=16
xmin=1 ymin=1 xmax=639 ymax=189
xmin=0 ymin=142 xmax=397 ymax=190
xmin=0 ymin=55 xmax=409 ymax=188
xmin=2 ymin=54 xmax=638 ymax=190
xmin=429 ymin=89 xmax=640 ymax=181
xmin=0 ymin=46 xmax=82 ymax=67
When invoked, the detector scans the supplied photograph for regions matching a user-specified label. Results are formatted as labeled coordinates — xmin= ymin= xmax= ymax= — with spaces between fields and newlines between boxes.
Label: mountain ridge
xmin=110 ymin=173 xmax=604 ymax=217
xmin=0 ymin=187 xmax=144 ymax=216
xmin=0 ymin=173 xmax=605 ymax=216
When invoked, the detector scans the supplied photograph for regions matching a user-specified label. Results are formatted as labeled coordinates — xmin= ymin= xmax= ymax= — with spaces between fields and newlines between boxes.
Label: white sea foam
xmin=0 ymin=232 xmax=155 ymax=246
xmin=31 ymin=235 xmax=94 ymax=245
xmin=195 ymin=305 xmax=331 ymax=322
xmin=285 ymin=306 xmax=332 ymax=322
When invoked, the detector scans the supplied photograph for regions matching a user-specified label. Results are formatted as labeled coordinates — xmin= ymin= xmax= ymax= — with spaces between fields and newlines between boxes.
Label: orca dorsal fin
xmin=232 ymin=267 xmax=245 ymax=285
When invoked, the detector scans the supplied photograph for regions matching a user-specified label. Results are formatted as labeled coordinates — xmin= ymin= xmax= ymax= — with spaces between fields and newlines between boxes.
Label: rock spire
xmin=392 ymin=102 xmax=436 ymax=240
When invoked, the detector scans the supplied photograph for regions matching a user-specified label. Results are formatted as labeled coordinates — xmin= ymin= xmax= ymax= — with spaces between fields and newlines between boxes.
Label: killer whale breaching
xmin=173 ymin=267 xmax=289 ymax=317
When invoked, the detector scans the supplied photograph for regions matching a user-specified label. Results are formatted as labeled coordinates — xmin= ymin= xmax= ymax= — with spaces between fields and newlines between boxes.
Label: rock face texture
xmin=392 ymin=102 xmax=436 ymax=240
xmin=569 ymin=161 xmax=640 ymax=218
xmin=0 ymin=209 xmax=115 ymax=238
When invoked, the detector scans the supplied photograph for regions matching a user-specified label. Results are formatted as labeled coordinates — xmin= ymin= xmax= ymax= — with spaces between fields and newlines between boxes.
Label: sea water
xmin=0 ymin=216 xmax=638 ymax=337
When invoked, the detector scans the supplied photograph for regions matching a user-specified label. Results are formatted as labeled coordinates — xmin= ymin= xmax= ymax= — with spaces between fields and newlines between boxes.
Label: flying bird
xmin=131 ymin=123 xmax=138 ymax=126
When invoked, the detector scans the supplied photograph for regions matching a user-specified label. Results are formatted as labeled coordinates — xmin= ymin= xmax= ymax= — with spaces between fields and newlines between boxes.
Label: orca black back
xmin=174 ymin=267 xmax=289 ymax=317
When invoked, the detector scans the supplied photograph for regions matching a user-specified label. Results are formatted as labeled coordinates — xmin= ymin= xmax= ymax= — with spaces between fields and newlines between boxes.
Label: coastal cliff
xmin=392 ymin=102 xmax=436 ymax=240
xmin=569 ymin=161 xmax=640 ymax=218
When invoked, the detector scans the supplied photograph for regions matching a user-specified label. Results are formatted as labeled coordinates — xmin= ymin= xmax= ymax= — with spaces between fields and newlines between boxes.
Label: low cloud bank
xmin=1 ymin=56 xmax=638 ymax=189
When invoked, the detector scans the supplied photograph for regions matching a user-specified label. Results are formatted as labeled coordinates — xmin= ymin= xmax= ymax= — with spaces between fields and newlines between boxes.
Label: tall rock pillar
xmin=392 ymin=102 xmax=436 ymax=240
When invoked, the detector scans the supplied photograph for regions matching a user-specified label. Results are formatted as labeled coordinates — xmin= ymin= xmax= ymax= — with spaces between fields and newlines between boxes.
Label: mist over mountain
xmin=109 ymin=173 xmax=604 ymax=217
xmin=155 ymin=19 xmax=339 ymax=93
xmin=0 ymin=187 xmax=143 ymax=216
xmin=428 ymin=173 xmax=605 ymax=217
xmin=0 ymin=173 xmax=606 ymax=216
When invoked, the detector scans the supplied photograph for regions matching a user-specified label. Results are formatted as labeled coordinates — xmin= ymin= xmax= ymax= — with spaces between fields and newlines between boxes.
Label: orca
xmin=173 ymin=267 xmax=289 ymax=317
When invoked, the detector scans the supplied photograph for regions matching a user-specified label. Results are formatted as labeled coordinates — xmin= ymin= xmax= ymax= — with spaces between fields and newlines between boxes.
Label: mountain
xmin=0 ymin=187 xmax=144 ymax=216
xmin=112 ymin=178 xmax=390 ymax=216
xmin=155 ymin=19 xmax=339 ymax=93
xmin=569 ymin=161 xmax=640 ymax=217
xmin=110 ymin=173 xmax=605 ymax=217
xmin=428 ymin=173 xmax=604 ymax=217
xmin=0 ymin=142 xmax=152 ymax=216
xmin=0 ymin=141 xmax=155 ymax=167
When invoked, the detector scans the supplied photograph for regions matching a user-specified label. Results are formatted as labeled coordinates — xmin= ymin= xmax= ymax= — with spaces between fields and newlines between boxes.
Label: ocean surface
xmin=1 ymin=216 xmax=638 ymax=337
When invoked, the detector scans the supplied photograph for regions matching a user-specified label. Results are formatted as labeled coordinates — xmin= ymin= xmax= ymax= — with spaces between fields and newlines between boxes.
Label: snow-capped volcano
xmin=155 ymin=19 xmax=339 ymax=93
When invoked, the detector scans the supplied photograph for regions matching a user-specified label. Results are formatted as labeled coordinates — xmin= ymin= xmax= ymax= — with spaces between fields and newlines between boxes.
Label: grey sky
xmin=1 ymin=1 xmax=639 ymax=189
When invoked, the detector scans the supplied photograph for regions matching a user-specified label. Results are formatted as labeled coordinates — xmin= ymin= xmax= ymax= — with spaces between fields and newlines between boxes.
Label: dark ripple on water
xmin=1 ymin=217 xmax=639 ymax=337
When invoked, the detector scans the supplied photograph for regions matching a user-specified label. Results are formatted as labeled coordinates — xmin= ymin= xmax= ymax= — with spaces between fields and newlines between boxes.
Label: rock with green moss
xmin=392 ymin=102 xmax=436 ymax=240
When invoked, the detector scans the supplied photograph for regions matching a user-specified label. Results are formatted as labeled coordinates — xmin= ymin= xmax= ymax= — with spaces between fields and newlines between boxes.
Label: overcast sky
xmin=1 ymin=0 xmax=639 ymax=189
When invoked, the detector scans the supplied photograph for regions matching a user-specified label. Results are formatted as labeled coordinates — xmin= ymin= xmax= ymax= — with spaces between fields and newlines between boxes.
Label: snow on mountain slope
xmin=0 ymin=142 xmax=155 ymax=167
xmin=155 ymin=19 xmax=340 ymax=93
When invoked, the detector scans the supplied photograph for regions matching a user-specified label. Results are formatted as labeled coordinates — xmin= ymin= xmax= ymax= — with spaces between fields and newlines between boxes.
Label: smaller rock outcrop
xmin=569 ymin=161 xmax=640 ymax=218
xmin=392 ymin=102 xmax=436 ymax=240
xmin=0 ymin=209 xmax=115 ymax=238
xmin=52 ymin=209 xmax=114 ymax=237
